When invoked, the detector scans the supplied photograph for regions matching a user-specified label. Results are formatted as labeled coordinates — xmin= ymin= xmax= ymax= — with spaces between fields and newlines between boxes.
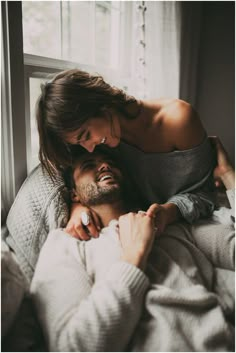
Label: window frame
xmin=1 ymin=1 xmax=27 ymax=211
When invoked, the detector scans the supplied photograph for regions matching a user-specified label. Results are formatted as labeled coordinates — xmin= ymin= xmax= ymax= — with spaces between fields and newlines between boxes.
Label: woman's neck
xmin=119 ymin=100 xmax=150 ymax=146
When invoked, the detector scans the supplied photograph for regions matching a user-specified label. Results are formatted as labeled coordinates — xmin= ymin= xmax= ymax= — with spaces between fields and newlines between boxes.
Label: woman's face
xmin=65 ymin=113 xmax=120 ymax=152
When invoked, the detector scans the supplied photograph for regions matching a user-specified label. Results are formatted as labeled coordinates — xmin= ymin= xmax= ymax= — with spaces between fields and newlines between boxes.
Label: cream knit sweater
xmin=30 ymin=191 xmax=235 ymax=352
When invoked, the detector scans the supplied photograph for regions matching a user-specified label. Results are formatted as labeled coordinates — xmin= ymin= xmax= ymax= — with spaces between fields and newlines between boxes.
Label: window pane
xmin=23 ymin=1 xmax=122 ymax=68
xmin=95 ymin=3 xmax=111 ymax=67
xmin=62 ymin=2 xmax=93 ymax=64
xmin=22 ymin=1 xmax=61 ymax=59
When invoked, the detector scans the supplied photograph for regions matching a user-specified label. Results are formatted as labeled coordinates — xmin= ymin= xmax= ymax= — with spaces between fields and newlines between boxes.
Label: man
xmin=30 ymin=147 xmax=234 ymax=352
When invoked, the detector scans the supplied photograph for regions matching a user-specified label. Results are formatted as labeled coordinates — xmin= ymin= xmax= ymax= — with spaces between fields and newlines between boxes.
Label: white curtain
xmin=130 ymin=1 xmax=181 ymax=100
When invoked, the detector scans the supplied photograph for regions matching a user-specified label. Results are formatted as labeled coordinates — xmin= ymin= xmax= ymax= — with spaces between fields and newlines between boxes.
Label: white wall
xmin=196 ymin=2 xmax=235 ymax=166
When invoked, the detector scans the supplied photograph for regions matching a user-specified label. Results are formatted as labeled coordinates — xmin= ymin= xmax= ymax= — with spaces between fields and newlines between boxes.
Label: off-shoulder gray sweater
xmin=104 ymin=136 xmax=216 ymax=223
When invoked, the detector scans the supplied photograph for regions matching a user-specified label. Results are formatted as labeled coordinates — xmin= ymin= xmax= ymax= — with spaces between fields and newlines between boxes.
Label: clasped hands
xmin=65 ymin=202 xmax=170 ymax=241
xmin=65 ymin=202 xmax=169 ymax=271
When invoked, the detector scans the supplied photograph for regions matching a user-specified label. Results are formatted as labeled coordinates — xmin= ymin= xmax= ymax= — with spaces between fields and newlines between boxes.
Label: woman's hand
xmin=65 ymin=203 xmax=101 ymax=240
xmin=146 ymin=203 xmax=180 ymax=236
xmin=118 ymin=212 xmax=156 ymax=271
xmin=209 ymin=136 xmax=235 ymax=189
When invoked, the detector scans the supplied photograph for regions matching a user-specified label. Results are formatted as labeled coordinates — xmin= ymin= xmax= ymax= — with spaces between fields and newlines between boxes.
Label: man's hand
xmin=65 ymin=203 xmax=101 ymax=240
xmin=146 ymin=202 xmax=180 ymax=236
xmin=118 ymin=212 xmax=156 ymax=271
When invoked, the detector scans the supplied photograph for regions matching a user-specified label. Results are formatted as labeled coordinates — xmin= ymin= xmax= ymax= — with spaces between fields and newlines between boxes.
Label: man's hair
xmin=36 ymin=69 xmax=137 ymax=179
xmin=63 ymin=149 xmax=120 ymax=192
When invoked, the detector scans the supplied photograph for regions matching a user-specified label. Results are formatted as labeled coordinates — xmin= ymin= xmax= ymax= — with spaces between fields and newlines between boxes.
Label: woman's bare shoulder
xmin=142 ymin=98 xmax=177 ymax=110
xmin=143 ymin=98 xmax=206 ymax=150
xmin=142 ymin=98 xmax=191 ymax=118
xmin=164 ymin=100 xmax=206 ymax=149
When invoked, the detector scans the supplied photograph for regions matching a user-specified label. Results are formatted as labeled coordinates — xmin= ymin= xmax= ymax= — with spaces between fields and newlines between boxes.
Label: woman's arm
xmin=210 ymin=136 xmax=235 ymax=191
xmin=190 ymin=137 xmax=235 ymax=270
xmin=157 ymin=101 xmax=215 ymax=225
xmin=146 ymin=202 xmax=181 ymax=236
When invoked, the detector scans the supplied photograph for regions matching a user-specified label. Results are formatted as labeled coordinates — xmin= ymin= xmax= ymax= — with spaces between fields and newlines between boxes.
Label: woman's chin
xmin=109 ymin=139 xmax=120 ymax=148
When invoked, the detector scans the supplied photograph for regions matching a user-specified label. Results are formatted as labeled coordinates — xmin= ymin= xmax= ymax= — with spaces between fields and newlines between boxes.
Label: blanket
xmin=30 ymin=219 xmax=235 ymax=351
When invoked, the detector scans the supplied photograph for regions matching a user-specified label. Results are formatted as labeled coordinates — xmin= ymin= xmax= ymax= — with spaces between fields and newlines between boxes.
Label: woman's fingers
xmin=146 ymin=203 xmax=168 ymax=236
xmin=65 ymin=205 xmax=102 ymax=240
xmin=65 ymin=222 xmax=90 ymax=240
xmin=74 ymin=224 xmax=91 ymax=240
xmin=146 ymin=203 xmax=159 ymax=218
xmin=88 ymin=211 xmax=102 ymax=237
xmin=85 ymin=223 xmax=99 ymax=238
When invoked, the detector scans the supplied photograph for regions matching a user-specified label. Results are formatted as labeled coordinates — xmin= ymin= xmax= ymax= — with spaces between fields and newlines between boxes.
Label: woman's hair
xmin=36 ymin=69 xmax=137 ymax=179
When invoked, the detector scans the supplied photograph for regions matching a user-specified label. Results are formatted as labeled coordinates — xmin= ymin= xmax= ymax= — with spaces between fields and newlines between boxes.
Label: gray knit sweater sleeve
xmin=30 ymin=229 xmax=149 ymax=352
xmin=190 ymin=189 xmax=235 ymax=270
xmin=167 ymin=190 xmax=215 ymax=224
xmin=226 ymin=188 xmax=235 ymax=215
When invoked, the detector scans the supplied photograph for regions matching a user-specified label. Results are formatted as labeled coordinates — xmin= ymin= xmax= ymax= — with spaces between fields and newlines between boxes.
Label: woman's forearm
xmin=220 ymin=169 xmax=235 ymax=190
xmin=163 ymin=202 xmax=181 ymax=224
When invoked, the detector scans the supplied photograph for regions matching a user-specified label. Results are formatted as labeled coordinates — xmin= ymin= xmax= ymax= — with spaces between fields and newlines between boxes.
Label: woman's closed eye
xmin=77 ymin=131 xmax=91 ymax=144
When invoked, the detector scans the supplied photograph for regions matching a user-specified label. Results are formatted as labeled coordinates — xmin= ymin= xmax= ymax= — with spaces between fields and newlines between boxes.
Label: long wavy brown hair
xmin=36 ymin=69 xmax=137 ymax=179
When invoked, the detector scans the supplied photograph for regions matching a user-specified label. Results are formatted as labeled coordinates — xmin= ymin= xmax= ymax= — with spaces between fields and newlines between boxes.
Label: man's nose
xmin=98 ymin=162 xmax=110 ymax=171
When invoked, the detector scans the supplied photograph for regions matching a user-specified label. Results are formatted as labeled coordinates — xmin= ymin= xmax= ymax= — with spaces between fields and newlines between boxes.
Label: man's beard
xmin=77 ymin=182 xmax=123 ymax=206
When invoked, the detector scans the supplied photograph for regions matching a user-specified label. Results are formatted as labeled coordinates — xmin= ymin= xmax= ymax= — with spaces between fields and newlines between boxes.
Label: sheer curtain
xmin=130 ymin=1 xmax=181 ymax=100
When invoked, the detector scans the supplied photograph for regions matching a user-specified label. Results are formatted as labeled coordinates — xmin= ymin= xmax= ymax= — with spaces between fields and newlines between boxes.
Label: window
xmin=22 ymin=1 xmax=123 ymax=69
xmin=2 ymin=1 xmax=182 ymax=211
xmin=22 ymin=1 xmax=133 ymax=172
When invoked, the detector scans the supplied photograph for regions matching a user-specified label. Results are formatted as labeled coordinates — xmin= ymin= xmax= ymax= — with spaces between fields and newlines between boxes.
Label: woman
xmin=37 ymin=69 xmax=216 ymax=239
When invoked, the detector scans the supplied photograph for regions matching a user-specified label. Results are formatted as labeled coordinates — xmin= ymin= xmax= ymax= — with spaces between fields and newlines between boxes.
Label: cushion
xmin=1 ymin=240 xmax=27 ymax=337
xmin=6 ymin=164 xmax=69 ymax=283
xmin=1 ymin=240 xmax=46 ymax=350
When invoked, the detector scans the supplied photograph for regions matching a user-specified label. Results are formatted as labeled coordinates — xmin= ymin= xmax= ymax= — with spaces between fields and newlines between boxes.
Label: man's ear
xmin=71 ymin=189 xmax=80 ymax=202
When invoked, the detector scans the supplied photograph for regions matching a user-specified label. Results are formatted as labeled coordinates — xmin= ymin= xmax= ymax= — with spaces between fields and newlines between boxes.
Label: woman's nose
xmin=87 ymin=145 xmax=95 ymax=153
xmin=81 ymin=141 xmax=95 ymax=153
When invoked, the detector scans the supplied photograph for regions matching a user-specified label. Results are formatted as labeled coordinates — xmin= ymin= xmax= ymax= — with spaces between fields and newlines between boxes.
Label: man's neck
xmin=89 ymin=201 xmax=126 ymax=227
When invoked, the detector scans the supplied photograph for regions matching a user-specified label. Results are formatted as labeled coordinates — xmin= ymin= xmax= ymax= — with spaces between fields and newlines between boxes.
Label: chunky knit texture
xmin=31 ymin=193 xmax=235 ymax=352
xmin=6 ymin=164 xmax=69 ymax=283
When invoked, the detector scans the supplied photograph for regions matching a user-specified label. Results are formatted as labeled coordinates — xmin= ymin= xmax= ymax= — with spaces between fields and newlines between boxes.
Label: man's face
xmin=72 ymin=152 xmax=124 ymax=206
